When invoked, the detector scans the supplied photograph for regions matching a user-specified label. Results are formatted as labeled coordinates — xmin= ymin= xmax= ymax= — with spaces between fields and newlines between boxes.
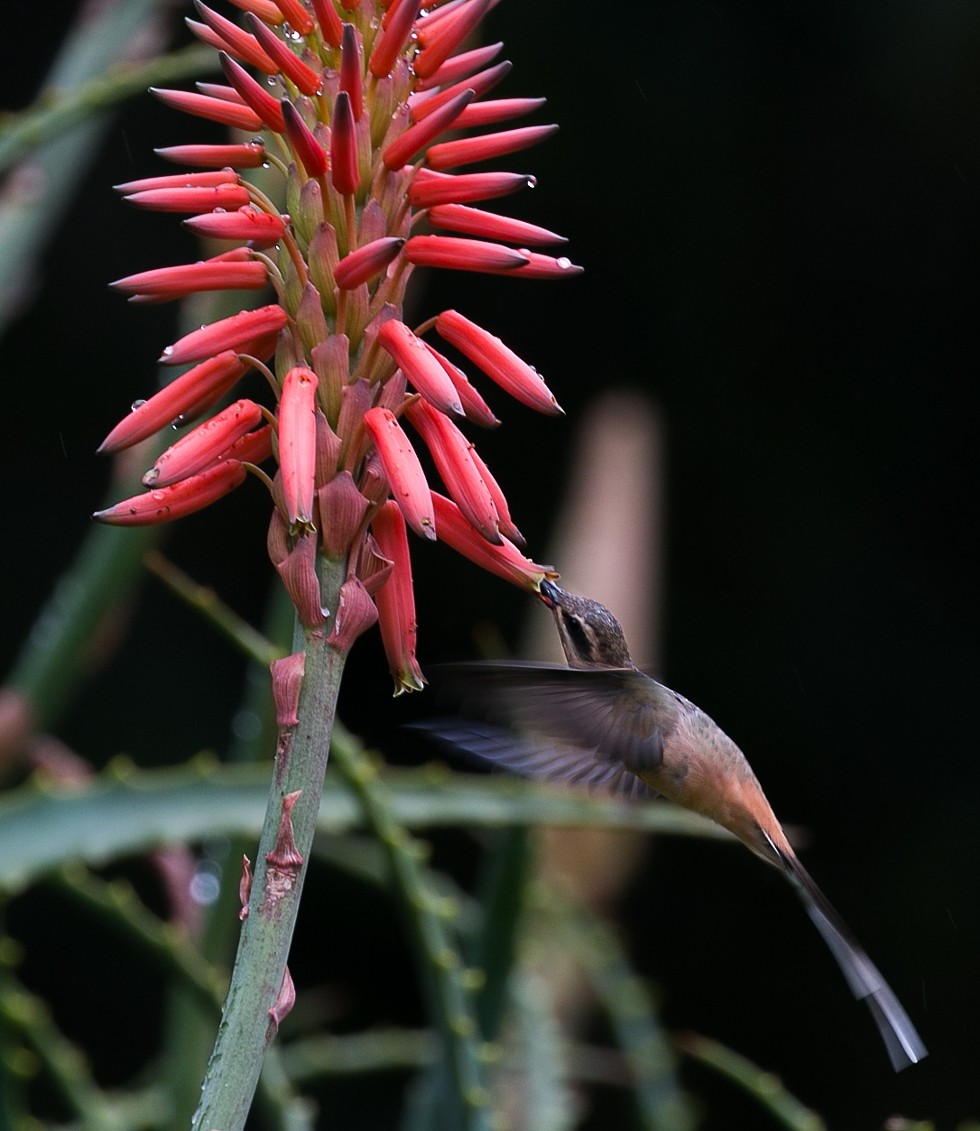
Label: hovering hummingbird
xmin=428 ymin=579 xmax=927 ymax=1071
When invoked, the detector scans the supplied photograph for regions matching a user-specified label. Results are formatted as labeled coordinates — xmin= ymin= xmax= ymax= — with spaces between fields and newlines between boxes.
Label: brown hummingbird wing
xmin=424 ymin=662 xmax=674 ymax=795
xmin=415 ymin=716 xmax=656 ymax=800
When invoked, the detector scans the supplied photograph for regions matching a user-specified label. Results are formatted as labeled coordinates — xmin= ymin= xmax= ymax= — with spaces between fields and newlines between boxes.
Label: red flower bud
xmin=278 ymin=366 xmax=319 ymax=528
xmin=435 ymin=309 xmax=562 ymax=415
xmin=403 ymin=234 xmax=528 ymax=273
xmin=123 ymin=182 xmax=250 ymax=214
xmin=144 ymin=399 xmax=265 ymax=487
xmin=159 ymin=304 xmax=287 ymax=367
xmin=111 ymin=257 xmax=267 ymax=302
xmin=405 ymin=397 xmax=500 ymax=543
xmin=99 ymin=351 xmax=249 ymax=453
xmin=154 ymin=142 xmax=266 ymax=168
xmin=426 ymin=123 xmax=558 ymax=171
xmin=330 ymin=91 xmax=359 ymax=196
xmin=183 ymin=206 xmax=285 ymax=247
xmin=243 ymin=13 xmax=320 ymax=94
xmin=377 ymin=319 xmax=463 ymax=415
xmin=371 ymin=501 xmax=425 ymax=694
xmin=334 ymin=237 xmax=405 ymax=289
xmin=362 ymin=406 xmax=436 ymax=540
xmin=382 ymin=88 xmax=475 ymax=171
xmin=150 ymin=87 xmax=263 ymax=132
xmin=426 ymin=203 xmax=566 ymax=247
xmin=455 ymin=97 xmax=547 ymax=129
xmin=93 ymin=461 xmax=247 ymax=526
xmin=430 ymin=491 xmax=556 ymax=591
xmin=408 ymin=169 xmax=533 ymax=208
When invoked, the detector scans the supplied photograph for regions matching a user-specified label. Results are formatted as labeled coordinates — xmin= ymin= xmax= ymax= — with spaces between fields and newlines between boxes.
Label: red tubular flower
xmin=416 ymin=40 xmax=504 ymax=90
xmin=362 ymin=407 xmax=436 ymax=540
xmin=111 ymin=256 xmax=268 ymax=301
xmin=183 ymin=206 xmax=286 ymax=246
xmin=98 ymin=0 xmax=579 ymax=687
xmin=311 ymin=0 xmax=343 ymax=45
xmin=425 ymin=344 xmax=500 ymax=427
xmin=404 ymin=397 xmax=500 ymax=542
xmin=144 ymin=399 xmax=265 ymax=486
xmin=278 ymin=366 xmax=319 ymax=528
xmin=93 ymin=461 xmax=248 ymax=526
xmin=409 ymin=61 xmax=512 ymax=121
xmin=330 ymin=91 xmax=359 ymax=196
xmin=371 ymin=501 xmax=425 ymax=694
xmin=219 ymin=52 xmax=287 ymax=131
xmin=339 ymin=22 xmax=364 ymax=121
xmin=426 ymin=203 xmax=566 ymax=246
xmin=403 ymin=234 xmax=528 ymax=273
xmin=244 ymin=13 xmax=321 ymax=94
xmin=413 ymin=0 xmax=493 ymax=80
xmin=408 ymin=169 xmax=533 ymax=208
xmin=150 ymin=87 xmax=263 ymax=131
xmin=435 ymin=309 xmax=563 ymax=415
xmin=425 ymin=123 xmax=558 ymax=170
xmin=159 ymin=304 xmax=287 ymax=366
xmin=455 ymin=97 xmax=546 ymax=128
xmin=99 ymin=351 xmax=249 ymax=453
xmin=281 ymin=100 xmax=328 ymax=178
xmin=382 ymin=87 xmax=474 ymax=171
xmin=155 ymin=142 xmax=266 ymax=167
xmin=430 ymin=492 xmax=556 ymax=591
xmin=334 ymin=237 xmax=405 ymax=289
xmin=377 ymin=319 xmax=463 ymax=415
xmin=190 ymin=2 xmax=278 ymax=72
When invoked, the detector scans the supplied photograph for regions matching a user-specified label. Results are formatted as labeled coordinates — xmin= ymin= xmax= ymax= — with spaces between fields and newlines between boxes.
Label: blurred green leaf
xmin=0 ymin=762 xmax=729 ymax=893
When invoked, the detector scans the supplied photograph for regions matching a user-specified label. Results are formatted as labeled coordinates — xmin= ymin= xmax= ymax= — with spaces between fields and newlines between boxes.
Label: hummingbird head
xmin=538 ymin=579 xmax=635 ymax=670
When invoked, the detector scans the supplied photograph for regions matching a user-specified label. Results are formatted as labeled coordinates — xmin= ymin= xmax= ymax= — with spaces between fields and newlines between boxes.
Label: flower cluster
xmin=95 ymin=0 xmax=574 ymax=690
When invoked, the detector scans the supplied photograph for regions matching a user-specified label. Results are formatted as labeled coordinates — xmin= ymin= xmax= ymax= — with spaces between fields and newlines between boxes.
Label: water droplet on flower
xmin=150 ymin=491 xmax=167 ymax=502
xmin=526 ymin=176 xmax=538 ymax=189
xmin=214 ymin=206 xmax=226 ymax=214
xmin=131 ymin=399 xmax=147 ymax=411
xmin=171 ymin=415 xmax=187 ymax=430
xmin=262 ymin=162 xmax=271 ymax=169
xmin=556 ymin=257 xmax=572 ymax=269
xmin=162 ymin=346 xmax=174 ymax=356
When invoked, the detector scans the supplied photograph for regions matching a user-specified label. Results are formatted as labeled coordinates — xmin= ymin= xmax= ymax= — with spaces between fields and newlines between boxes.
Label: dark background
xmin=2 ymin=0 xmax=977 ymax=1126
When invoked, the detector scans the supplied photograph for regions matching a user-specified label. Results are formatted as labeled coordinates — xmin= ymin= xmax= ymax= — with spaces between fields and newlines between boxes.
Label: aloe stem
xmin=191 ymin=552 xmax=348 ymax=1131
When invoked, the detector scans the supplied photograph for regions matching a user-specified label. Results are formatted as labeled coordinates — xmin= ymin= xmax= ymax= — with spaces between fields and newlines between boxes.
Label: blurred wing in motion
xmin=427 ymin=661 xmax=676 ymax=779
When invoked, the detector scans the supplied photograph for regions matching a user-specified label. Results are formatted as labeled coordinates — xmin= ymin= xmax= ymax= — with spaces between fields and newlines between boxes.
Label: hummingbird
xmin=428 ymin=578 xmax=927 ymax=1071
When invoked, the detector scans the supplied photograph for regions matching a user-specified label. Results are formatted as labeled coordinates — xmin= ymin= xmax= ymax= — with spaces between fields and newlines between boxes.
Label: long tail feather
xmin=785 ymin=853 xmax=927 ymax=1071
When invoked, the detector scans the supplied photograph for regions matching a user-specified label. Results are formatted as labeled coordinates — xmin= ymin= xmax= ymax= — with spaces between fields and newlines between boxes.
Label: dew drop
xmin=171 ymin=415 xmax=187 ymax=430
xmin=130 ymin=398 xmax=147 ymax=411
xmin=214 ymin=206 xmax=226 ymax=214
xmin=556 ymin=257 xmax=572 ymax=269
xmin=262 ymin=161 xmax=271 ymax=169
xmin=526 ymin=176 xmax=538 ymax=189
xmin=162 ymin=346 xmax=174 ymax=356
xmin=150 ymin=491 xmax=167 ymax=502
xmin=190 ymin=869 xmax=221 ymax=906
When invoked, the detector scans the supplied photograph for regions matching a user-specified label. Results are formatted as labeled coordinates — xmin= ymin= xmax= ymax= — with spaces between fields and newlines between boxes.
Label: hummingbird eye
xmin=560 ymin=613 xmax=594 ymax=660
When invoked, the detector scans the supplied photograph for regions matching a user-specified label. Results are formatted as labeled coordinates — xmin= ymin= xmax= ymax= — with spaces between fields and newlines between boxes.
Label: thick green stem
xmin=191 ymin=554 xmax=348 ymax=1131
